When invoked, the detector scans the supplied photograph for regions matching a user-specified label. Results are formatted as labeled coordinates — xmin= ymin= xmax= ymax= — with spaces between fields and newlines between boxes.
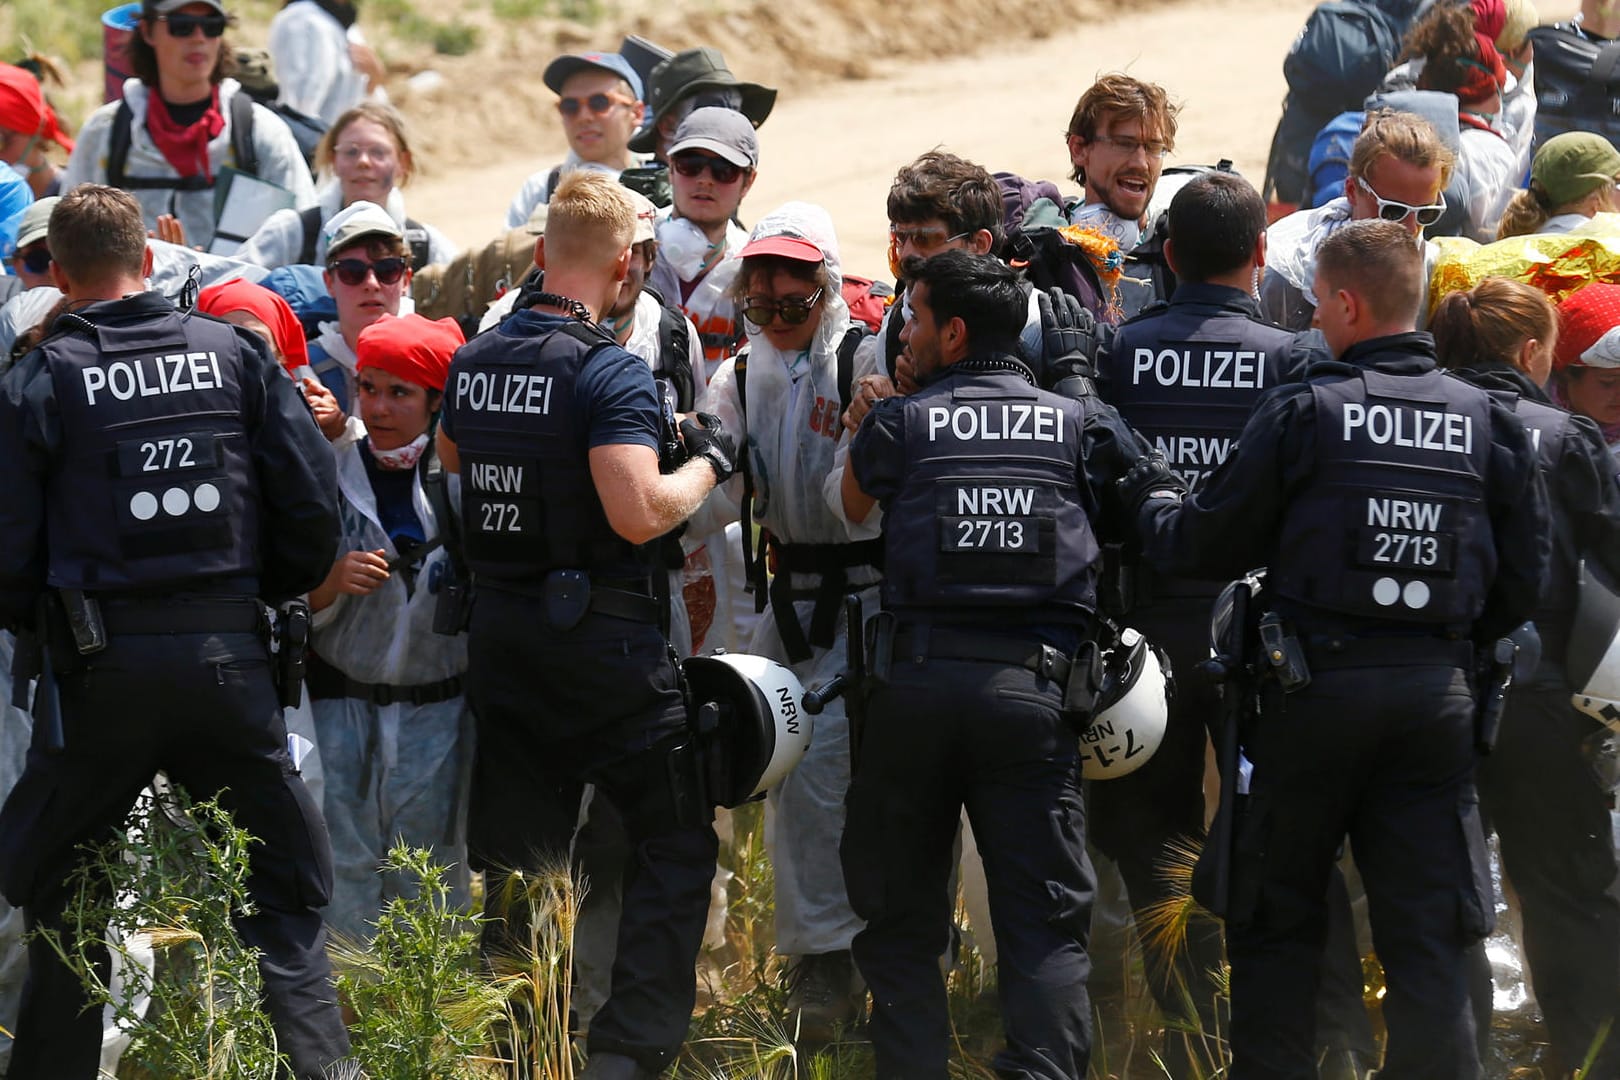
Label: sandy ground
xmin=406 ymin=0 xmax=1317 ymax=279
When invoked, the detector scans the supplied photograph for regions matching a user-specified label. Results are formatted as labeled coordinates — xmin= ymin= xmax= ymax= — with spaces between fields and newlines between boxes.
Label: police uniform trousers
xmin=2 ymin=629 xmax=351 ymax=1080
xmin=1226 ymin=641 xmax=1489 ymax=1080
xmin=842 ymin=650 xmax=1095 ymax=1080
xmin=464 ymin=590 xmax=718 ymax=1073
xmin=1479 ymin=685 xmax=1620 ymax=1077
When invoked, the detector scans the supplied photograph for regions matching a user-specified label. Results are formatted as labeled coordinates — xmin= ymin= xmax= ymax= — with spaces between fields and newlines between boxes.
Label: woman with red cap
xmin=0 ymin=62 xmax=73 ymax=199
xmin=304 ymin=311 xmax=473 ymax=940
xmin=1552 ymin=283 xmax=1620 ymax=460
xmin=1405 ymin=0 xmax=1521 ymax=242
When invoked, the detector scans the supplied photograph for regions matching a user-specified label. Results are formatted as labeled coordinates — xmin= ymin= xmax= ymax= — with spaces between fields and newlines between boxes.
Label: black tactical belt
xmin=101 ymin=598 xmax=264 ymax=636
xmin=480 ymin=578 xmax=661 ymax=624
xmin=893 ymin=627 xmax=1073 ymax=684
xmin=1303 ymin=635 xmax=1473 ymax=671
xmin=342 ymin=675 xmax=463 ymax=707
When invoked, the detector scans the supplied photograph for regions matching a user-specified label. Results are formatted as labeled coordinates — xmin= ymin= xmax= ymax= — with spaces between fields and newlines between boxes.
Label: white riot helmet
xmin=1079 ymin=627 xmax=1171 ymax=780
xmin=680 ymin=652 xmax=812 ymax=806
xmin=1569 ymin=559 xmax=1620 ymax=732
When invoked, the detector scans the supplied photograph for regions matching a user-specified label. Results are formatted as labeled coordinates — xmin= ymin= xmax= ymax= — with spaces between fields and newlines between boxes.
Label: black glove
xmin=1117 ymin=451 xmax=1188 ymax=515
xmin=1036 ymin=287 xmax=1099 ymax=395
xmin=680 ymin=412 xmax=737 ymax=484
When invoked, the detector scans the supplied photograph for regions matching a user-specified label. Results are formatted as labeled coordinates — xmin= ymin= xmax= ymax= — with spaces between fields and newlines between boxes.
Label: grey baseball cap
xmin=667 ymin=106 xmax=759 ymax=169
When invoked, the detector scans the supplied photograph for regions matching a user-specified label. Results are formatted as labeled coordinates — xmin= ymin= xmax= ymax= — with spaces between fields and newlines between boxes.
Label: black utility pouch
xmin=1063 ymin=638 xmax=1105 ymax=733
xmin=433 ymin=580 xmax=473 ymax=636
xmin=543 ymin=569 xmax=592 ymax=631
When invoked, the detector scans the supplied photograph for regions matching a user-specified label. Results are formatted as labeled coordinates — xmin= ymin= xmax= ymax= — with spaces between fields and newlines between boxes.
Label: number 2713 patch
xmin=940 ymin=516 xmax=1040 ymax=554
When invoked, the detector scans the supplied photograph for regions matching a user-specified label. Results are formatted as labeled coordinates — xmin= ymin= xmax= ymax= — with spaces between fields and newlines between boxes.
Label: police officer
xmin=1095 ymin=171 xmax=1321 ymax=1071
xmin=436 ymin=171 xmax=735 ymax=1080
xmin=0 ymin=185 xmax=350 ymax=1079
xmin=1136 ymin=219 xmax=1550 ymax=1077
xmin=1432 ymin=277 xmax=1620 ymax=1079
xmin=840 ymin=249 xmax=1172 ymax=1079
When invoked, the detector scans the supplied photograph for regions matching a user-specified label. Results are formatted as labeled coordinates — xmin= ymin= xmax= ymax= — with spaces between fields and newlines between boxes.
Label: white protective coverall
xmin=62 ymin=79 xmax=317 ymax=251
xmin=309 ymin=438 xmax=472 ymax=942
xmin=236 ymin=183 xmax=457 ymax=271
xmin=268 ymin=0 xmax=374 ymax=128
xmin=695 ymin=203 xmax=880 ymax=956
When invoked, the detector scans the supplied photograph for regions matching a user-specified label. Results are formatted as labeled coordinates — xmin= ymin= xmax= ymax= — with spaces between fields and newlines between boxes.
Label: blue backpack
xmin=258 ymin=263 xmax=337 ymax=344
xmin=1306 ymin=111 xmax=1366 ymax=208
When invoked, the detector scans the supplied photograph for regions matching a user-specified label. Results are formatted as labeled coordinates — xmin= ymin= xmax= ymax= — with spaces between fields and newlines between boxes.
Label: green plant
xmin=39 ymin=787 xmax=290 ymax=1079
xmin=333 ymin=844 xmax=507 ymax=1079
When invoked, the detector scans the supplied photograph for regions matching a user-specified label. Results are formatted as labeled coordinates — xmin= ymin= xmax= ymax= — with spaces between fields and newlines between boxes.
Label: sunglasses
xmin=15 ymin=247 xmax=50 ymax=275
xmin=742 ymin=287 xmax=824 ymax=328
xmin=671 ymin=152 xmax=745 ymax=185
xmin=1354 ymin=176 xmax=1447 ymax=227
xmin=889 ymin=225 xmax=970 ymax=249
xmin=328 ymin=256 xmax=408 ymax=287
xmin=557 ymin=92 xmax=634 ymax=118
xmin=153 ymin=12 xmax=230 ymax=37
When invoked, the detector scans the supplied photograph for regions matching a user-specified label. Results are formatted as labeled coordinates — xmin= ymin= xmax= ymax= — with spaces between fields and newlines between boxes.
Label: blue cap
xmin=543 ymin=52 xmax=644 ymax=102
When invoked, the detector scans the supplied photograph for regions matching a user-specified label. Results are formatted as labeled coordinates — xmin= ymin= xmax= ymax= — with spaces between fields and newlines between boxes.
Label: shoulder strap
xmin=108 ymin=100 xmax=133 ymax=191
xmin=545 ymin=165 xmax=563 ymax=203
xmin=732 ymin=346 xmax=768 ymax=613
xmin=836 ymin=325 xmax=867 ymax=417
xmin=404 ymin=217 xmax=431 ymax=272
xmin=298 ymin=205 xmax=323 ymax=265
xmin=229 ymin=90 xmax=258 ymax=179
xmin=423 ymin=446 xmax=467 ymax=585
xmin=656 ymin=303 xmax=695 ymax=411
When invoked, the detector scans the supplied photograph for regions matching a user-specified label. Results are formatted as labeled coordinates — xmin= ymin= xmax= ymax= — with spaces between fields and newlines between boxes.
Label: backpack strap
xmin=882 ymin=301 xmax=905 ymax=379
xmin=404 ymin=217 xmax=431 ymax=272
xmin=298 ymin=205 xmax=323 ymax=265
xmin=544 ymin=165 xmax=563 ymax=204
xmin=107 ymin=91 xmax=257 ymax=192
xmin=836 ymin=324 xmax=867 ymax=417
xmin=655 ymin=302 xmax=696 ymax=412
xmin=733 ymin=347 xmax=769 ymax=614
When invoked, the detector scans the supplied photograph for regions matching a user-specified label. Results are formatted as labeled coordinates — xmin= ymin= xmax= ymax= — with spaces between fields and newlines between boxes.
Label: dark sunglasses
xmin=557 ymin=92 xmax=633 ymax=118
xmin=328 ymin=256 xmax=408 ymax=287
xmin=154 ymin=13 xmax=231 ymax=38
xmin=15 ymin=247 xmax=50 ymax=275
xmin=671 ymin=152 xmax=744 ymax=185
xmin=742 ymin=287 xmax=824 ymax=328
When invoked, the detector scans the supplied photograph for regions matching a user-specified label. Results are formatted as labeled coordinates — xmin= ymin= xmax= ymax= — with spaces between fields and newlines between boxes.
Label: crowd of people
xmin=4 ymin=0 xmax=1620 ymax=1077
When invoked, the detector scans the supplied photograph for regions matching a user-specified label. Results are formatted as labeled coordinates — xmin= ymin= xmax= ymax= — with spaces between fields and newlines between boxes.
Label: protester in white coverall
xmin=268 ymin=0 xmax=382 ymax=128
xmin=306 ymin=312 xmax=472 ymax=942
xmin=695 ymin=202 xmax=879 ymax=1039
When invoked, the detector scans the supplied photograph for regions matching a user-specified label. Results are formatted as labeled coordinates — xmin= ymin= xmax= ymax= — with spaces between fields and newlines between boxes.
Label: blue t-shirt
xmin=439 ymin=309 xmax=660 ymax=453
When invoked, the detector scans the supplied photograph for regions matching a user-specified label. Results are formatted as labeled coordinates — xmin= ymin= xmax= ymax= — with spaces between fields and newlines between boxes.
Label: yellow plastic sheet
xmin=1429 ymin=213 xmax=1620 ymax=314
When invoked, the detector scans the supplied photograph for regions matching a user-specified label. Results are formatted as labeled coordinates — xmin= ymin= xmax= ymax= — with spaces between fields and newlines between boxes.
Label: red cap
xmin=198 ymin=278 xmax=309 ymax=375
xmin=738 ymin=233 xmax=825 ymax=263
xmin=1556 ymin=284 xmax=1620 ymax=371
xmin=0 ymin=64 xmax=74 ymax=154
xmin=356 ymin=314 xmax=465 ymax=392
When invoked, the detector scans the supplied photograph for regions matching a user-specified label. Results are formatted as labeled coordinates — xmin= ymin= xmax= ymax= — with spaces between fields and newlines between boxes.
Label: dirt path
xmin=408 ymin=0 xmax=1315 ymax=278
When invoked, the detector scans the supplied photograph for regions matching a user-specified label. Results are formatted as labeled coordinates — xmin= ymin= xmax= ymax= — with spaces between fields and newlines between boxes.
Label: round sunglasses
xmin=327 ymin=256 xmax=408 ymax=287
xmin=671 ymin=152 xmax=745 ymax=185
xmin=742 ymin=288 xmax=824 ymax=328
xmin=557 ymin=92 xmax=635 ymax=118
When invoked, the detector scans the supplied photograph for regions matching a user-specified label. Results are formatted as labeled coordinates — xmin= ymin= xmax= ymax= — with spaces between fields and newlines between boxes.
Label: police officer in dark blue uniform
xmin=1136 ymin=219 xmax=1550 ymax=1078
xmin=839 ymin=249 xmax=1174 ymax=1079
xmin=0 ymin=185 xmax=350 ymax=1079
xmin=1432 ymin=278 xmax=1620 ymax=1079
xmin=436 ymin=171 xmax=736 ymax=1080
xmin=1096 ymin=172 xmax=1379 ymax=1075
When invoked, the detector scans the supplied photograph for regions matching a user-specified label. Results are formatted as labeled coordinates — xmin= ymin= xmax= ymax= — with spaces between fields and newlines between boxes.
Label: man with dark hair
xmin=839 ymin=248 xmax=1177 ymax=1079
xmin=0 ymin=183 xmax=350 ymax=1079
xmin=1136 ymin=218 xmax=1550 ymax=1078
xmin=1092 ymin=170 xmax=1319 ymax=1076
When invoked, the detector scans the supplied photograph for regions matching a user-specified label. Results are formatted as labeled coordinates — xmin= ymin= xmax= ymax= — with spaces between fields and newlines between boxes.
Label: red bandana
xmin=144 ymin=88 xmax=225 ymax=182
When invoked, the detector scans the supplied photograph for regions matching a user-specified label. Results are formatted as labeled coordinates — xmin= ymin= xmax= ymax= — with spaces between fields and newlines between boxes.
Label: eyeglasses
xmin=889 ymin=225 xmax=970 ymax=249
xmin=670 ymin=152 xmax=745 ymax=185
xmin=153 ymin=12 xmax=230 ymax=37
xmin=1090 ymin=133 xmax=1170 ymax=159
xmin=742 ymin=288 xmax=824 ymax=327
xmin=1354 ymin=176 xmax=1447 ymax=227
xmin=557 ymin=92 xmax=635 ymax=118
xmin=328 ymin=256 xmax=408 ymax=287
xmin=334 ymin=142 xmax=397 ymax=163
xmin=15 ymin=246 xmax=50 ymax=275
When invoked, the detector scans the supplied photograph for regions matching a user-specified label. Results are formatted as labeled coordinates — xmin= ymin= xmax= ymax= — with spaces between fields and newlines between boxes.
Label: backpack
xmin=1528 ymin=22 xmax=1620 ymax=145
xmin=230 ymin=46 xmax=328 ymax=170
xmin=995 ymin=172 xmax=1114 ymax=320
xmin=1305 ymin=95 xmax=1471 ymax=235
xmin=298 ymin=205 xmax=432 ymax=271
xmin=108 ymin=90 xmax=258 ymax=191
xmin=411 ymin=227 xmax=538 ymax=339
xmin=1306 ymin=111 xmax=1367 ymax=208
xmin=840 ymin=274 xmax=894 ymax=335
xmin=259 ymin=263 xmax=338 ymax=347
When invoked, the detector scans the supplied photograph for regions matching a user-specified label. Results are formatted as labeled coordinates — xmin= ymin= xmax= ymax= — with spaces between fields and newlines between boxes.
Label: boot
xmin=579 ymin=1051 xmax=658 ymax=1080
xmin=783 ymin=950 xmax=865 ymax=1043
